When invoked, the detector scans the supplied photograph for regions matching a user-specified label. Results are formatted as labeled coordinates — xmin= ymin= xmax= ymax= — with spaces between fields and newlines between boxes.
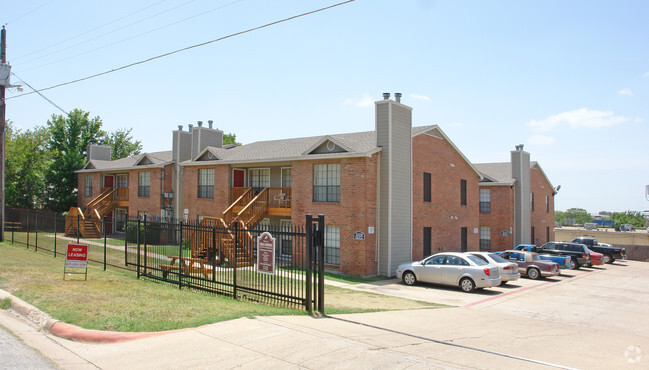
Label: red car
xmin=584 ymin=249 xmax=604 ymax=267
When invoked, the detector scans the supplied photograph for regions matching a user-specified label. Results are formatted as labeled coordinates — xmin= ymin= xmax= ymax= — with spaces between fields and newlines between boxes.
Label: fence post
xmin=136 ymin=218 xmax=141 ymax=279
xmin=103 ymin=216 xmax=107 ymax=271
xmin=305 ymin=214 xmax=312 ymax=314
xmin=53 ymin=213 xmax=57 ymax=257
xmin=178 ymin=220 xmax=183 ymax=289
xmin=233 ymin=221 xmax=238 ymax=300
xmin=317 ymin=214 xmax=325 ymax=315
xmin=26 ymin=209 xmax=30 ymax=249
xmin=212 ymin=226 xmax=217 ymax=281
xmin=124 ymin=220 xmax=128 ymax=266
xmin=34 ymin=211 xmax=38 ymax=252
xmin=76 ymin=214 xmax=80 ymax=243
xmin=143 ymin=215 xmax=148 ymax=276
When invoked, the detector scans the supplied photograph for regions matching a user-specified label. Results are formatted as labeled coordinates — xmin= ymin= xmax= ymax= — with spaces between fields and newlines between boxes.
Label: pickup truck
xmin=571 ymin=237 xmax=626 ymax=264
xmin=514 ymin=244 xmax=571 ymax=269
xmin=537 ymin=242 xmax=591 ymax=269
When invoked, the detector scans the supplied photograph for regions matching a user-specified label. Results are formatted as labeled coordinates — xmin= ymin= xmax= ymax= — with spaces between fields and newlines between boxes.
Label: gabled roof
xmin=474 ymin=160 xmax=555 ymax=192
xmin=77 ymin=151 xmax=173 ymax=173
xmin=412 ymin=125 xmax=484 ymax=180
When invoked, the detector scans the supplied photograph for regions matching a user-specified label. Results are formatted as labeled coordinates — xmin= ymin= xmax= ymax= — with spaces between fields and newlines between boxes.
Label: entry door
xmin=103 ymin=175 xmax=114 ymax=189
xmin=460 ymin=227 xmax=467 ymax=252
xmin=279 ymin=219 xmax=292 ymax=259
xmin=423 ymin=227 xmax=432 ymax=257
xmin=233 ymin=169 xmax=245 ymax=187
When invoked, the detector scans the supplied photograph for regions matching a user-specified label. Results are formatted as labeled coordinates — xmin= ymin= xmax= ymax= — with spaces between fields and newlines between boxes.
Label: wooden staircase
xmin=65 ymin=187 xmax=118 ymax=238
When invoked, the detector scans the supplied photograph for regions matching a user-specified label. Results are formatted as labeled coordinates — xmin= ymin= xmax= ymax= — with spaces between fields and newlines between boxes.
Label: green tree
xmin=555 ymin=208 xmax=593 ymax=225
xmin=102 ymin=127 xmax=142 ymax=160
xmin=609 ymin=211 xmax=647 ymax=228
xmin=5 ymin=122 xmax=52 ymax=209
xmin=222 ymin=131 xmax=240 ymax=146
xmin=45 ymin=109 xmax=106 ymax=212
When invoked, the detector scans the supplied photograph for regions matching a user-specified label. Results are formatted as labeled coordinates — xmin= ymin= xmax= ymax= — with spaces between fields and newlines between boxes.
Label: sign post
xmin=64 ymin=244 xmax=88 ymax=280
xmin=257 ymin=232 xmax=276 ymax=275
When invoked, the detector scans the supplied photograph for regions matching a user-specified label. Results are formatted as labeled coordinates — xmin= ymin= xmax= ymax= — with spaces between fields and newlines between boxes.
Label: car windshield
xmin=487 ymin=253 xmax=508 ymax=263
xmin=466 ymin=255 xmax=488 ymax=266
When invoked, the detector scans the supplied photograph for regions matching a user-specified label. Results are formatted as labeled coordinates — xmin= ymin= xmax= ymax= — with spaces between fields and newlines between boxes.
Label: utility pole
xmin=0 ymin=26 xmax=7 ymax=242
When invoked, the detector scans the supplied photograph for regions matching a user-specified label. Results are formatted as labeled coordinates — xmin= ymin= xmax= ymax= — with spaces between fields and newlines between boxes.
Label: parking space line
xmin=463 ymin=282 xmax=551 ymax=308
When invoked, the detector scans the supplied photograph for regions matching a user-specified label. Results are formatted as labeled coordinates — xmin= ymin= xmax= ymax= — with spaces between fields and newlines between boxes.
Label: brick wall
xmin=77 ymin=172 xmax=101 ymax=209
xmin=182 ymin=164 xmax=230 ymax=220
xmin=291 ymin=155 xmax=378 ymax=276
xmin=479 ymin=185 xmax=514 ymax=251
xmin=412 ymin=134 xmax=480 ymax=259
xmin=530 ymin=166 xmax=555 ymax=245
xmin=128 ymin=168 xmax=164 ymax=218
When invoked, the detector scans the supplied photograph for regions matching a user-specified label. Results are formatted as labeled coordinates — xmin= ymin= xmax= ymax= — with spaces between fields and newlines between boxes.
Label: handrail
xmin=222 ymin=187 xmax=253 ymax=225
xmin=86 ymin=188 xmax=114 ymax=210
xmin=232 ymin=188 xmax=269 ymax=226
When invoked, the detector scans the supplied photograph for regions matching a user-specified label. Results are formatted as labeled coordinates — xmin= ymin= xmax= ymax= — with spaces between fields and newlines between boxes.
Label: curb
xmin=1 ymin=289 xmax=185 ymax=343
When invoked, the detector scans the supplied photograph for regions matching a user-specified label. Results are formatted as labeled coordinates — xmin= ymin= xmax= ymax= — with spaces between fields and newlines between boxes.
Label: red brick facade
xmin=182 ymin=165 xmax=231 ymax=218
xmin=412 ymin=134 xmax=480 ymax=259
xmin=530 ymin=166 xmax=555 ymax=246
xmin=479 ymin=185 xmax=514 ymax=251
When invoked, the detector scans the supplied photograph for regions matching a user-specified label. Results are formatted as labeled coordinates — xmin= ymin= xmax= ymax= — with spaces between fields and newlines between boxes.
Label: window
xmin=479 ymin=226 xmax=491 ymax=251
xmin=115 ymin=208 xmax=127 ymax=232
xmin=84 ymin=175 xmax=93 ymax=197
xmin=198 ymin=169 xmax=214 ymax=198
xmin=138 ymin=172 xmax=150 ymax=197
xmin=545 ymin=195 xmax=550 ymax=213
xmin=249 ymin=168 xmax=270 ymax=194
xmin=461 ymin=227 xmax=467 ymax=252
xmin=460 ymin=179 xmax=467 ymax=206
xmin=423 ymin=172 xmax=431 ymax=202
xmin=324 ymin=225 xmax=340 ymax=265
xmin=479 ymin=189 xmax=491 ymax=213
xmin=530 ymin=192 xmax=534 ymax=211
xmin=313 ymin=164 xmax=340 ymax=202
xmin=531 ymin=226 xmax=535 ymax=244
xmin=423 ymin=227 xmax=431 ymax=257
xmin=137 ymin=211 xmax=150 ymax=220
xmin=281 ymin=168 xmax=292 ymax=188
xmin=116 ymin=174 xmax=128 ymax=188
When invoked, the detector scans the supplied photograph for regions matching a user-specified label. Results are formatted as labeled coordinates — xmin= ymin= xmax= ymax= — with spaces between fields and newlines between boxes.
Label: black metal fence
xmin=3 ymin=208 xmax=326 ymax=313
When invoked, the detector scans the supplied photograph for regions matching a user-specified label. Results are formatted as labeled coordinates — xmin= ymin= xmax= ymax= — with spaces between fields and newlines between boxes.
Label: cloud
xmin=527 ymin=134 xmax=555 ymax=146
xmin=343 ymin=94 xmax=373 ymax=108
xmin=618 ymin=88 xmax=634 ymax=96
xmin=526 ymin=108 xmax=630 ymax=131
xmin=409 ymin=93 xmax=431 ymax=101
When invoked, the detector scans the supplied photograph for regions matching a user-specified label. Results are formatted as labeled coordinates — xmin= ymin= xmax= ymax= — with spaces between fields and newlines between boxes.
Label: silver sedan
xmin=396 ymin=252 xmax=501 ymax=293
xmin=468 ymin=252 xmax=521 ymax=284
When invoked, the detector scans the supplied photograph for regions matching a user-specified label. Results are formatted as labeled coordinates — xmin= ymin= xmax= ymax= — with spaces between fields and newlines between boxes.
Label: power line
xmin=5 ymin=1 xmax=54 ymax=25
xmin=7 ymin=0 xmax=356 ymax=101
xmin=19 ymin=0 xmax=245 ymax=73
xmin=10 ymin=72 xmax=68 ymax=116
xmin=13 ymin=0 xmax=171 ymax=62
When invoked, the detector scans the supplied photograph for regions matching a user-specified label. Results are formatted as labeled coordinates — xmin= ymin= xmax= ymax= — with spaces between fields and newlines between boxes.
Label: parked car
xmin=514 ymin=244 xmax=571 ymax=269
xmin=468 ymin=252 xmax=521 ymax=284
xmin=538 ymin=242 xmax=591 ymax=269
xmin=584 ymin=249 xmax=604 ymax=267
xmin=570 ymin=237 xmax=627 ymax=264
xmin=498 ymin=250 xmax=560 ymax=279
xmin=396 ymin=252 xmax=501 ymax=292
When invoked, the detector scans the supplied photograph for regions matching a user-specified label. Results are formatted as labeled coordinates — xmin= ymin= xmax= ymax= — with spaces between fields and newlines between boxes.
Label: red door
xmin=103 ymin=175 xmax=114 ymax=189
xmin=233 ymin=170 xmax=244 ymax=187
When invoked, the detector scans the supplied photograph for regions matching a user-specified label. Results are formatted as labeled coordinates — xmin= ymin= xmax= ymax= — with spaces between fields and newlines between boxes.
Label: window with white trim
xmin=84 ymin=175 xmax=93 ymax=197
xmin=198 ymin=169 xmax=214 ymax=198
xmin=138 ymin=172 xmax=150 ymax=197
xmin=324 ymin=225 xmax=340 ymax=265
xmin=314 ymin=164 xmax=340 ymax=202
xmin=479 ymin=189 xmax=491 ymax=213
xmin=479 ymin=226 xmax=491 ymax=251
xmin=249 ymin=168 xmax=270 ymax=194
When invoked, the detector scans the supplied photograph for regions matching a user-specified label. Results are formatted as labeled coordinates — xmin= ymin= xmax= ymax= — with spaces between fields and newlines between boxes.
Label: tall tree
xmin=5 ymin=121 xmax=52 ymax=209
xmin=102 ymin=127 xmax=143 ymax=159
xmin=45 ymin=109 xmax=105 ymax=212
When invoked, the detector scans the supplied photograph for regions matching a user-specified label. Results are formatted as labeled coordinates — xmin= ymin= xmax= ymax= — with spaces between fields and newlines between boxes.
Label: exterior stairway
xmin=65 ymin=188 xmax=117 ymax=238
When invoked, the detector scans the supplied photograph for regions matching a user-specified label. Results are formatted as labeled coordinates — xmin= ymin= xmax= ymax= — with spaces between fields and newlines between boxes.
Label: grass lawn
xmin=0 ymin=242 xmax=446 ymax=332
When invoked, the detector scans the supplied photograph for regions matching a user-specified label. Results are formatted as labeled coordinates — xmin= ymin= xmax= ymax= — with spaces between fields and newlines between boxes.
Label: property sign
xmin=65 ymin=244 xmax=88 ymax=268
xmin=257 ymin=232 xmax=276 ymax=275
xmin=353 ymin=231 xmax=365 ymax=240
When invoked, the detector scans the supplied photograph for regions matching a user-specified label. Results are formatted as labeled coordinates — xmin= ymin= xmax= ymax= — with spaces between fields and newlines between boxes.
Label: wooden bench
xmin=4 ymin=222 xmax=22 ymax=231
xmin=160 ymin=256 xmax=215 ymax=279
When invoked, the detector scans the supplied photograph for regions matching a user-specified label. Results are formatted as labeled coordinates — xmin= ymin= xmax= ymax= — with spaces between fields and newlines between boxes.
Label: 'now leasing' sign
xmin=65 ymin=244 xmax=89 ymax=268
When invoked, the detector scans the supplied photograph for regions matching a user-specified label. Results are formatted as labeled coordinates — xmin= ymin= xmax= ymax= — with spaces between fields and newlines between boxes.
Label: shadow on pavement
xmin=416 ymin=282 xmax=503 ymax=296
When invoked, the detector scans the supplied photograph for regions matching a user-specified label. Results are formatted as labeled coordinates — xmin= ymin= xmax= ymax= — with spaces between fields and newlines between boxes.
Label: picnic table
xmin=159 ymin=256 xmax=214 ymax=278
xmin=4 ymin=222 xmax=22 ymax=231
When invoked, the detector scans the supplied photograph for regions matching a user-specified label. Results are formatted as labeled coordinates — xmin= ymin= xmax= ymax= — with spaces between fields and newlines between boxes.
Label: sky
xmin=2 ymin=0 xmax=648 ymax=214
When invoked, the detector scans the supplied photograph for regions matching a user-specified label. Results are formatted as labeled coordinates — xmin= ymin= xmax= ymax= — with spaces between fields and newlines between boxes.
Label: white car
xmin=396 ymin=252 xmax=501 ymax=293
xmin=468 ymin=252 xmax=521 ymax=284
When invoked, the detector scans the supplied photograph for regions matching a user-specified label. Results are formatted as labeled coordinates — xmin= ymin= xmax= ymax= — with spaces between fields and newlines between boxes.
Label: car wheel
xmin=584 ymin=263 xmax=592 ymax=268
xmin=402 ymin=271 xmax=417 ymax=286
xmin=568 ymin=258 xmax=579 ymax=270
xmin=527 ymin=268 xmax=541 ymax=280
xmin=603 ymin=254 xmax=614 ymax=264
xmin=500 ymin=280 xmax=508 ymax=286
xmin=460 ymin=277 xmax=476 ymax=293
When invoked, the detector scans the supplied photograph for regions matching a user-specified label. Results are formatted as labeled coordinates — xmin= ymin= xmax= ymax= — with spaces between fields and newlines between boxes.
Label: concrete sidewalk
xmin=2 ymin=287 xmax=647 ymax=369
